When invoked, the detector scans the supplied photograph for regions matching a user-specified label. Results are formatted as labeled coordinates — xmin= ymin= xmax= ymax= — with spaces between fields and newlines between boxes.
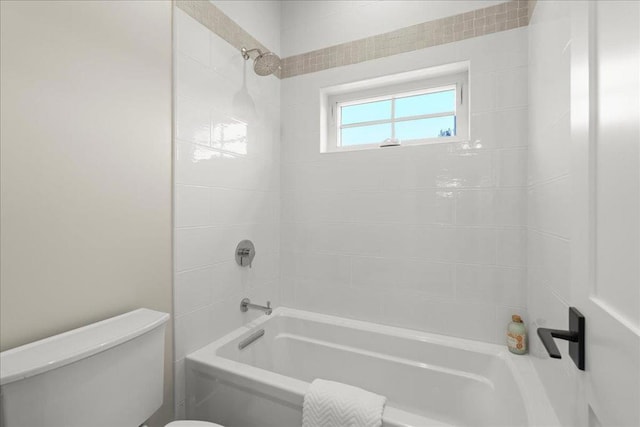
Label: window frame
xmin=325 ymin=71 xmax=468 ymax=153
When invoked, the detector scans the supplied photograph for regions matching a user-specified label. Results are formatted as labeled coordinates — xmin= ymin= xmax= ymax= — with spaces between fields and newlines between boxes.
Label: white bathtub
xmin=185 ymin=308 xmax=559 ymax=427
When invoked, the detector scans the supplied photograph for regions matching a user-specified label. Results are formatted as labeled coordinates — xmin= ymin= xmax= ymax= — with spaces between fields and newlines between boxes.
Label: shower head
xmin=241 ymin=47 xmax=281 ymax=76
xmin=253 ymin=51 xmax=281 ymax=76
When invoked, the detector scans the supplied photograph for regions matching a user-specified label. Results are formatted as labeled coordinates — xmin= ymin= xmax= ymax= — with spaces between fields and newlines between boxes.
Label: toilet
xmin=0 ymin=309 xmax=223 ymax=427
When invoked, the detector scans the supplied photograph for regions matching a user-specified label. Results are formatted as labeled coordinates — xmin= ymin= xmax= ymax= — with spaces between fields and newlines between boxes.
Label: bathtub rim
xmin=186 ymin=306 xmax=560 ymax=427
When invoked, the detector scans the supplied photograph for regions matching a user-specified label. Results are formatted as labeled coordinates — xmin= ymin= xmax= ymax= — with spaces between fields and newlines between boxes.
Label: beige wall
xmin=0 ymin=1 xmax=173 ymax=424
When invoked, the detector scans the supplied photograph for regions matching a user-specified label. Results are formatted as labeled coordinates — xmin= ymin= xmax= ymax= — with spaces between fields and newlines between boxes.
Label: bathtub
xmin=185 ymin=308 xmax=559 ymax=427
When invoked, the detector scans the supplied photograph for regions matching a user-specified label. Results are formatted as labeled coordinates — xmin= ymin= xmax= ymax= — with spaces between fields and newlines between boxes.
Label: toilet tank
xmin=0 ymin=308 xmax=169 ymax=427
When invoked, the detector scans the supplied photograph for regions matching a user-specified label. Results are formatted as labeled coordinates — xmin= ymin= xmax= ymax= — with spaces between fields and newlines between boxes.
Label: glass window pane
xmin=341 ymin=100 xmax=391 ymax=125
xmin=341 ymin=123 xmax=392 ymax=146
xmin=395 ymin=116 xmax=456 ymax=141
xmin=395 ymin=89 xmax=455 ymax=118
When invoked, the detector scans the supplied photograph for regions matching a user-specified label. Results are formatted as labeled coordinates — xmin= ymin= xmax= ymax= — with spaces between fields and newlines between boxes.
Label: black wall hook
xmin=537 ymin=307 xmax=585 ymax=370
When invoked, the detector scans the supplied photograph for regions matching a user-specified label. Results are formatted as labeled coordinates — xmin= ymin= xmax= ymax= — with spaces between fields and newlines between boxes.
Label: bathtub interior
xmin=192 ymin=311 xmax=530 ymax=427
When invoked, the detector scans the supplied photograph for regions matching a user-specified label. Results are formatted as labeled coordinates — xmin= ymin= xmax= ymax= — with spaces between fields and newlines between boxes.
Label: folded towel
xmin=302 ymin=379 xmax=387 ymax=427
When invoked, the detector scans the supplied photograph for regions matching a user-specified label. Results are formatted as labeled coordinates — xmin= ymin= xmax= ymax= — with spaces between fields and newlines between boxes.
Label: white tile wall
xmin=527 ymin=1 xmax=578 ymax=426
xmin=173 ymin=8 xmax=280 ymax=418
xmin=280 ymin=28 xmax=529 ymax=345
xmin=174 ymin=3 xmax=536 ymax=418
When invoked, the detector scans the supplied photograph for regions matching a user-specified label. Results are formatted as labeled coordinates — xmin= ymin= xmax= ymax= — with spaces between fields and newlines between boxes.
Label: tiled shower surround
xmin=280 ymin=28 xmax=528 ymax=344
xmin=173 ymin=6 xmax=281 ymax=418
xmin=526 ymin=2 xmax=576 ymax=425
xmin=174 ymin=0 xmax=530 ymax=413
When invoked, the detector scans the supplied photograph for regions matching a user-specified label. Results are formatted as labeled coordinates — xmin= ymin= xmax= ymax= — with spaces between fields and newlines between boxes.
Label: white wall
xmin=280 ymin=0 xmax=505 ymax=57
xmin=280 ymin=27 xmax=528 ymax=344
xmin=173 ymin=6 xmax=281 ymax=418
xmin=0 ymin=1 xmax=173 ymax=425
xmin=526 ymin=2 xmax=578 ymax=425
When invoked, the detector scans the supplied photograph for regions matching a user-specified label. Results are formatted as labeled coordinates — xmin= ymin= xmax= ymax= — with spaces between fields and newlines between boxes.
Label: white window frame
xmin=324 ymin=70 xmax=469 ymax=153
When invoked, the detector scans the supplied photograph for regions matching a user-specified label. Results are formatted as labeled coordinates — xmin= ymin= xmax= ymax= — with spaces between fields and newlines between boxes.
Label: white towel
xmin=302 ymin=379 xmax=387 ymax=427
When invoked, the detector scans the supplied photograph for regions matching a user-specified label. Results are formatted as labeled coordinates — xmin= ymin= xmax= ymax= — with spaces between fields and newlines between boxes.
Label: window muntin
xmin=337 ymin=85 xmax=458 ymax=149
xmin=324 ymin=69 xmax=468 ymax=153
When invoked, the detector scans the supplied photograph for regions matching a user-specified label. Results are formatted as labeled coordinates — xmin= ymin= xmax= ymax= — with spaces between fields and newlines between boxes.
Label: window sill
xmin=321 ymin=136 xmax=469 ymax=154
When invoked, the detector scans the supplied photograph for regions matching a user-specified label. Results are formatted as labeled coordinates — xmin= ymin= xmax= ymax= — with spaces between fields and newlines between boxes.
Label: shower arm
xmin=241 ymin=47 xmax=263 ymax=60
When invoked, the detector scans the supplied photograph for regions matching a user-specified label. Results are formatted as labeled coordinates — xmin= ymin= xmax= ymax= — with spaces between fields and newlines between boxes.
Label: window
xmin=322 ymin=66 xmax=468 ymax=153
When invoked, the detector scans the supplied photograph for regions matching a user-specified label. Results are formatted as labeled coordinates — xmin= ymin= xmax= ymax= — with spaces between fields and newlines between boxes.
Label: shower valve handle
xmin=235 ymin=240 xmax=255 ymax=268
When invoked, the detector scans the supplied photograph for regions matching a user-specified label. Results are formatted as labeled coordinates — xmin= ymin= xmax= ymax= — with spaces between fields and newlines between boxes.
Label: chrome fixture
xmin=240 ymin=298 xmax=272 ymax=315
xmin=241 ymin=47 xmax=281 ymax=76
xmin=235 ymin=240 xmax=255 ymax=267
xmin=537 ymin=307 xmax=585 ymax=370
xmin=238 ymin=329 xmax=265 ymax=350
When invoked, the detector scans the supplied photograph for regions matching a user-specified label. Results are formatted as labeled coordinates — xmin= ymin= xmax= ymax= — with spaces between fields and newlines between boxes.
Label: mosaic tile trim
xmin=177 ymin=0 xmax=534 ymax=80
xmin=175 ymin=0 xmax=281 ymax=78
xmin=280 ymin=0 xmax=530 ymax=78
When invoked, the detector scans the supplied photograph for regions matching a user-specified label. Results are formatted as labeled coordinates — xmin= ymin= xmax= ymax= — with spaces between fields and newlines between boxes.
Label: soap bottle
xmin=507 ymin=314 xmax=527 ymax=354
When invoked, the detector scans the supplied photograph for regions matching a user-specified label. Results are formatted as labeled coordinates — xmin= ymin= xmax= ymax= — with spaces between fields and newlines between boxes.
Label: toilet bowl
xmin=166 ymin=421 xmax=223 ymax=427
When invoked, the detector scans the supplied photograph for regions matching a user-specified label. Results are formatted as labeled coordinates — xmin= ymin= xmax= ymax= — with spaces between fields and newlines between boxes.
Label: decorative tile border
xmin=177 ymin=0 xmax=534 ymax=80
xmin=281 ymin=0 xmax=530 ymax=78
xmin=175 ymin=0 xmax=281 ymax=78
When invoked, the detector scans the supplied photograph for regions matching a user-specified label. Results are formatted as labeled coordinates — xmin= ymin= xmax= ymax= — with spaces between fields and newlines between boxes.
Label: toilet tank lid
xmin=0 ymin=308 xmax=169 ymax=386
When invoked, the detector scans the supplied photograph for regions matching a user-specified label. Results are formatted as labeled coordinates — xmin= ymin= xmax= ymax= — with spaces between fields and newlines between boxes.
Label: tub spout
xmin=240 ymin=298 xmax=272 ymax=315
